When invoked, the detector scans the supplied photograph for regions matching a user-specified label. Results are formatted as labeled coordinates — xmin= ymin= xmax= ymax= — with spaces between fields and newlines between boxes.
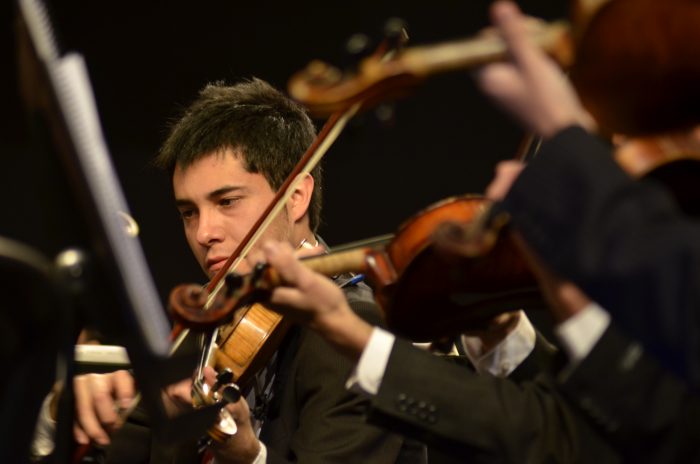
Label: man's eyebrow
xmin=207 ymin=185 xmax=245 ymax=199
xmin=175 ymin=198 xmax=194 ymax=209
xmin=174 ymin=185 xmax=245 ymax=208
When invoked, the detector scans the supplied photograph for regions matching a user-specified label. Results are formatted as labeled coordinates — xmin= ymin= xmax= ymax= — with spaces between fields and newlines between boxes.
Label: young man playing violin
xmin=155 ymin=78 xmax=426 ymax=464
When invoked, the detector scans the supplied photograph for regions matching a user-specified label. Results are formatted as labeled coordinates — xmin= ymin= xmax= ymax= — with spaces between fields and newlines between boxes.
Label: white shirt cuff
xmin=31 ymin=393 xmax=57 ymax=458
xmin=252 ymin=442 xmax=267 ymax=464
xmin=345 ymin=327 xmax=395 ymax=395
xmin=460 ymin=310 xmax=536 ymax=377
xmin=555 ymin=301 xmax=611 ymax=363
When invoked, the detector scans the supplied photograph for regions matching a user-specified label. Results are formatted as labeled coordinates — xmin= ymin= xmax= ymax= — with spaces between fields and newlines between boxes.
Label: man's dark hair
xmin=156 ymin=78 xmax=322 ymax=231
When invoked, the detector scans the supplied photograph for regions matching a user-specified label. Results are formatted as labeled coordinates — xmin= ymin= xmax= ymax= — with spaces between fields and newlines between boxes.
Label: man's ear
xmin=288 ymin=173 xmax=314 ymax=223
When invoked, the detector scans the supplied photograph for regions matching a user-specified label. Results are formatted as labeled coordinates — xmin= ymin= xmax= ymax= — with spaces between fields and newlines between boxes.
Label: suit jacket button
xmin=396 ymin=394 xmax=408 ymax=412
xmin=579 ymin=396 xmax=593 ymax=411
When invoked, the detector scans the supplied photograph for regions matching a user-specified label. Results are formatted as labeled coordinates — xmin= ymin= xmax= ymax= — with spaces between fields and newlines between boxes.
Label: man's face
xmin=172 ymin=149 xmax=292 ymax=278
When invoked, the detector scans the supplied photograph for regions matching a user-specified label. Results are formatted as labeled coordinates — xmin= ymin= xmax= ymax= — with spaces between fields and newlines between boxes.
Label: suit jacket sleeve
xmin=559 ymin=323 xmax=700 ymax=462
xmin=365 ymin=336 xmax=581 ymax=463
xmin=501 ymin=126 xmax=700 ymax=382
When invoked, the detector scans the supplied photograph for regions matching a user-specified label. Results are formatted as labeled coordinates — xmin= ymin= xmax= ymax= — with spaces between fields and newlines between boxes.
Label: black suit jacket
xmin=560 ymin=324 xmax=700 ymax=462
xmin=260 ymin=281 xmax=424 ymax=463
xmin=365 ymin=332 xmax=618 ymax=463
xmin=502 ymin=126 xmax=700 ymax=383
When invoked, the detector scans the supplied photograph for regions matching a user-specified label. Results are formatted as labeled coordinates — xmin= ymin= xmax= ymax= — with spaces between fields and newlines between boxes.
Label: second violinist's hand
xmin=72 ymin=370 xmax=135 ymax=446
xmin=476 ymin=1 xmax=596 ymax=138
xmin=262 ymin=241 xmax=373 ymax=362
xmin=162 ymin=375 xmax=200 ymax=416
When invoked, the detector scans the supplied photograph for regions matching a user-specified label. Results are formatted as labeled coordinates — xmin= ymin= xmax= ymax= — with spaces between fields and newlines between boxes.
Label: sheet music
xmin=49 ymin=53 xmax=171 ymax=355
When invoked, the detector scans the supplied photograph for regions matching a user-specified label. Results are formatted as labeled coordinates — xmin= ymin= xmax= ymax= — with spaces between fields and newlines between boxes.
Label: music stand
xmin=12 ymin=0 xmax=222 ymax=460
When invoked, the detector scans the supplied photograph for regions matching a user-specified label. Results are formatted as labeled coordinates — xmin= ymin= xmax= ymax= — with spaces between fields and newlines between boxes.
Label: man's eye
xmin=179 ymin=209 xmax=196 ymax=220
xmin=219 ymin=197 xmax=239 ymax=207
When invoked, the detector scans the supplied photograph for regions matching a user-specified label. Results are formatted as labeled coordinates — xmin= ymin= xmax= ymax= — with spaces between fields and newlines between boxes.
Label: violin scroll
xmin=169 ymin=283 xmax=238 ymax=331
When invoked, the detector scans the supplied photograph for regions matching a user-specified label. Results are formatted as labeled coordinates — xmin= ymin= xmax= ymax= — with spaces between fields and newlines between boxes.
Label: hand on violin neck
xmin=161 ymin=369 xmax=212 ymax=416
xmin=235 ymin=238 xmax=324 ymax=277
xmin=209 ymin=395 xmax=261 ymax=464
xmin=476 ymin=1 xmax=596 ymax=138
xmin=262 ymin=240 xmax=373 ymax=362
xmin=184 ymin=366 xmax=259 ymax=462
xmin=485 ymin=160 xmax=525 ymax=200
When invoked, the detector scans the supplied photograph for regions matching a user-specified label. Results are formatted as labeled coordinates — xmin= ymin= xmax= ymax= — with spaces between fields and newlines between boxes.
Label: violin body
xmin=377 ymin=195 xmax=539 ymax=341
xmin=213 ymin=303 xmax=290 ymax=387
xmin=169 ymin=284 xmax=291 ymax=387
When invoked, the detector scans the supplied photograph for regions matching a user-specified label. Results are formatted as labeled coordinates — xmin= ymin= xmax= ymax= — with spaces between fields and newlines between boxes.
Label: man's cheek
xmin=245 ymin=249 xmax=267 ymax=268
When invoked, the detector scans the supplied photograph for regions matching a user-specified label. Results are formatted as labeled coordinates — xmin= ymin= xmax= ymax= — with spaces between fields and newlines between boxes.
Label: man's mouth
xmin=206 ymin=256 xmax=228 ymax=274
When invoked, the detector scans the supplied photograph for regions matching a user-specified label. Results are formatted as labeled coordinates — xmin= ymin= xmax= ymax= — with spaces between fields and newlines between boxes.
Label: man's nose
xmin=195 ymin=209 xmax=225 ymax=246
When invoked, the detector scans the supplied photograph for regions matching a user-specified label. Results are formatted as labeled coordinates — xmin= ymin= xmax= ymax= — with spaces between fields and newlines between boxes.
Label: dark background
xmin=0 ymin=1 xmax=565 ymax=308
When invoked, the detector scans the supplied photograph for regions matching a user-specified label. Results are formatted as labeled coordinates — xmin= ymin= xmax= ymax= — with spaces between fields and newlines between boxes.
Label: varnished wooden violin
xmin=288 ymin=19 xmax=574 ymax=117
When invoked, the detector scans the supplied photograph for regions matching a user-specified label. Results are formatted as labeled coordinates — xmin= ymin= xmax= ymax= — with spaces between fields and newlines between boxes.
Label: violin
xmin=286 ymin=0 xmax=700 ymax=136
xmin=171 ymin=195 xmax=540 ymax=342
xmin=288 ymin=19 xmax=573 ymax=117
